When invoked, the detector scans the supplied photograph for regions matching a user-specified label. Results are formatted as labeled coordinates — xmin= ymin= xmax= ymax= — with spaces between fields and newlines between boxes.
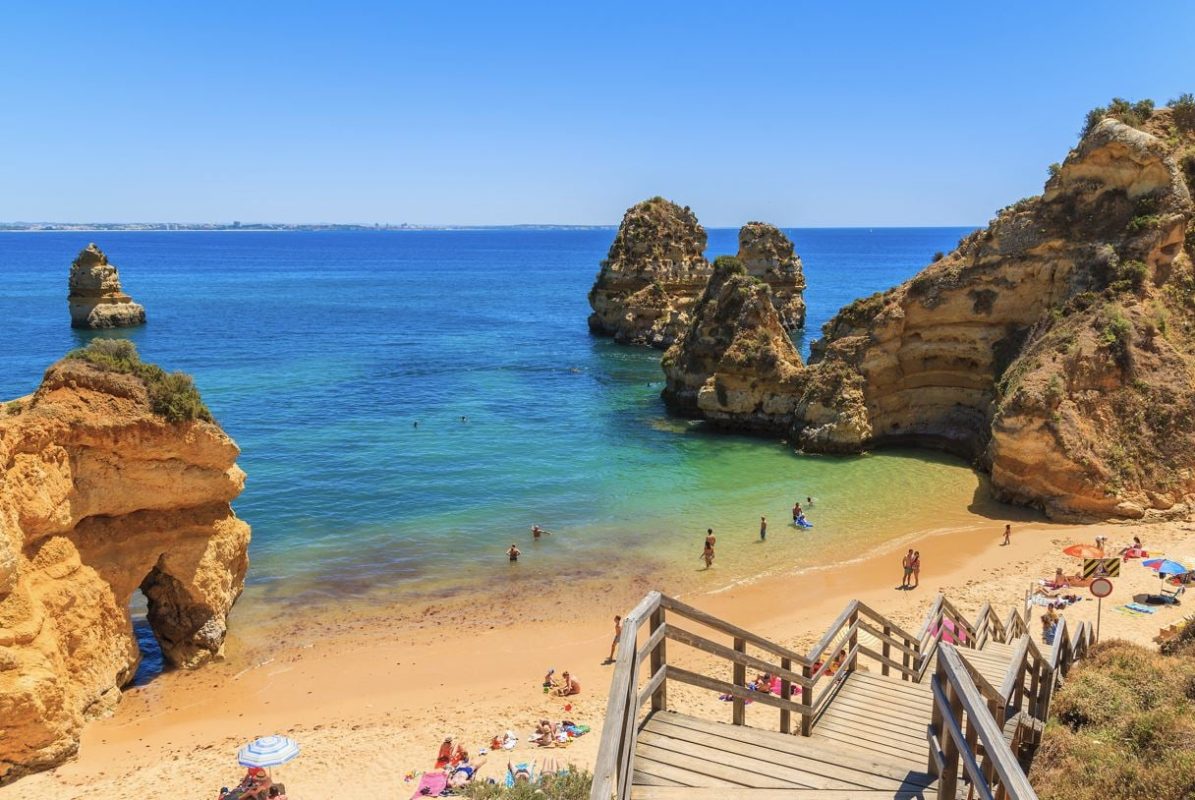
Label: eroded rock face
xmin=68 ymin=244 xmax=146 ymax=329
xmin=0 ymin=359 xmax=249 ymax=781
xmin=588 ymin=197 xmax=711 ymax=348
xmin=663 ymin=110 xmax=1195 ymax=518
xmin=737 ymin=222 xmax=807 ymax=330
xmin=662 ymin=257 xmax=804 ymax=431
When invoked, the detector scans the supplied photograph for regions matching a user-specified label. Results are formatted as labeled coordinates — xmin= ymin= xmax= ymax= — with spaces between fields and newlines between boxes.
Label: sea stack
xmin=0 ymin=342 xmax=250 ymax=781
xmin=67 ymin=243 xmax=147 ymax=328
xmin=587 ymin=197 xmax=712 ymax=349
xmin=663 ymin=104 xmax=1195 ymax=520
xmin=737 ymin=222 xmax=807 ymax=330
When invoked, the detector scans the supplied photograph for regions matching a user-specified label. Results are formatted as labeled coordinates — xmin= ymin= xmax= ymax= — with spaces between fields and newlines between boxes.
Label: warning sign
xmin=1083 ymin=557 xmax=1121 ymax=579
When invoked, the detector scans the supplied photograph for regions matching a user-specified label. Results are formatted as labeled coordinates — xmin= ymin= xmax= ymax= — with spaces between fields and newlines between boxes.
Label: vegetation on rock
xmin=1030 ymin=636 xmax=1195 ymax=800
xmin=461 ymin=769 xmax=591 ymax=800
xmin=64 ymin=339 xmax=213 ymax=423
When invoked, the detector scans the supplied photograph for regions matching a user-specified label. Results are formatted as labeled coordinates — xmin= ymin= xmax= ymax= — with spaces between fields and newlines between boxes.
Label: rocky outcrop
xmin=737 ymin=222 xmax=807 ymax=330
xmin=67 ymin=244 xmax=146 ymax=329
xmin=0 ymin=344 xmax=249 ymax=781
xmin=662 ymin=257 xmax=804 ymax=430
xmin=663 ymin=106 xmax=1195 ymax=519
xmin=588 ymin=197 xmax=711 ymax=348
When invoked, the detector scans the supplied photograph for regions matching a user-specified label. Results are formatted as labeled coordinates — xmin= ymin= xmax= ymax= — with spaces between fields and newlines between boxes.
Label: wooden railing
xmin=591 ymin=591 xmax=1095 ymax=800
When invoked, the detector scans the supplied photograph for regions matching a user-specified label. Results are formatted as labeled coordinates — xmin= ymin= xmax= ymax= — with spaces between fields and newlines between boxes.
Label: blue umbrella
xmin=1142 ymin=558 xmax=1189 ymax=576
xmin=238 ymin=735 xmax=301 ymax=768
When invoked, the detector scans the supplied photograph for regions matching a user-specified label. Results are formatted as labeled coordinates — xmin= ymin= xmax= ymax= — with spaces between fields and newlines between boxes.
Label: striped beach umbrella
xmin=238 ymin=735 xmax=301 ymax=768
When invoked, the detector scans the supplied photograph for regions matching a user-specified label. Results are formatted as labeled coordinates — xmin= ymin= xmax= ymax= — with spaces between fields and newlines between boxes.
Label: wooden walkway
xmin=593 ymin=592 xmax=1095 ymax=800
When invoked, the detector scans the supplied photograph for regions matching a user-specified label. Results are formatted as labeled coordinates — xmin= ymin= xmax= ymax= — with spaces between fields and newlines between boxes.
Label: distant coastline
xmin=0 ymin=222 xmax=616 ymax=232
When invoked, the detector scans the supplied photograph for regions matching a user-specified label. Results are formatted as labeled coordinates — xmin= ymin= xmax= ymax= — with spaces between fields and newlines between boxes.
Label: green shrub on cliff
xmin=1171 ymin=92 xmax=1195 ymax=131
xmin=461 ymin=768 xmax=591 ymax=799
xmin=1081 ymin=97 xmax=1155 ymax=137
xmin=1030 ymin=639 xmax=1195 ymax=800
xmin=65 ymin=339 xmax=213 ymax=423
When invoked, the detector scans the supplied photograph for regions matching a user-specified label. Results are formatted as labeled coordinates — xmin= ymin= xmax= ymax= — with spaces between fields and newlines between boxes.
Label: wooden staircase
xmin=591 ymin=593 xmax=1095 ymax=800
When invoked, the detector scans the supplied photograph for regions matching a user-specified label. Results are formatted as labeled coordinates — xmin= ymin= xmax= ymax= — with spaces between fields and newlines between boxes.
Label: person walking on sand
xmin=507 ymin=543 xmax=521 ymax=562
xmin=760 ymin=515 xmax=767 ymax=541
xmin=1001 ymin=524 xmax=1011 ymax=546
xmin=702 ymin=529 xmax=716 ymax=569
xmin=911 ymin=551 xmax=921 ymax=588
xmin=605 ymin=615 xmax=622 ymax=664
xmin=901 ymin=549 xmax=913 ymax=589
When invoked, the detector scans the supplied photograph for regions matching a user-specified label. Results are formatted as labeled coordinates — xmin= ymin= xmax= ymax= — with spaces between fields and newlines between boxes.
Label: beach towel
xmin=930 ymin=618 xmax=969 ymax=645
xmin=506 ymin=762 xmax=535 ymax=788
xmin=410 ymin=772 xmax=448 ymax=798
xmin=1126 ymin=603 xmax=1157 ymax=614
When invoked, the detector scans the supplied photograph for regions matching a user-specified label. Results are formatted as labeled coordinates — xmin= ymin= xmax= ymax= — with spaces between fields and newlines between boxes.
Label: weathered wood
xmin=857 ymin=644 xmax=919 ymax=679
xmin=665 ymin=664 xmax=816 ymax=716
xmin=805 ymin=600 xmax=859 ymax=664
xmin=636 ymin=617 xmax=667 ymax=669
xmin=665 ymin=623 xmax=811 ymax=688
xmin=631 ymin=789 xmax=941 ymax=800
xmin=732 ymin=637 xmax=747 ymax=726
xmin=648 ymin=607 xmax=667 ymax=712
xmin=780 ymin=656 xmax=792 ymax=734
xmin=637 ymin=666 xmax=667 ymax=711
xmin=659 ymin=594 xmax=809 ymax=665
xmin=931 ymin=673 xmax=994 ymax=800
xmin=881 ymin=623 xmax=892 ymax=677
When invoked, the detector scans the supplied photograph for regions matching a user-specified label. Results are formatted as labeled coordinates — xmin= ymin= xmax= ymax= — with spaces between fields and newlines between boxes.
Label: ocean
xmin=0 ymin=227 xmax=986 ymax=622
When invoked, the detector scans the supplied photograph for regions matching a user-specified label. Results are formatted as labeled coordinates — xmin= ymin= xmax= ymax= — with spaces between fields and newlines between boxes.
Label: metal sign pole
xmin=1097 ymin=596 xmax=1102 ymax=640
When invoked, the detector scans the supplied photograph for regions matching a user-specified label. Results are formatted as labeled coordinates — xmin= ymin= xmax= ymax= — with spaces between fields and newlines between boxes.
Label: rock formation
xmin=663 ymin=104 xmax=1195 ymax=519
xmin=588 ymin=197 xmax=712 ymax=348
xmin=662 ymin=257 xmax=805 ymax=430
xmin=67 ymin=243 xmax=146 ymax=329
xmin=0 ymin=342 xmax=249 ymax=781
xmin=737 ymin=222 xmax=807 ymax=330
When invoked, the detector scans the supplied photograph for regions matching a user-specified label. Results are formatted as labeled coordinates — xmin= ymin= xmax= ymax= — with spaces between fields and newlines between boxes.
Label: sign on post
xmin=1083 ymin=557 xmax=1120 ymax=579
xmin=1090 ymin=577 xmax=1113 ymax=640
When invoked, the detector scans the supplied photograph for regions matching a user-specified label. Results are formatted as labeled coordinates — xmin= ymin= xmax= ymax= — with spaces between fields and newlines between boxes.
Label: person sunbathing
xmin=553 ymin=671 xmax=580 ymax=696
xmin=531 ymin=720 xmax=555 ymax=746
xmin=435 ymin=737 xmax=454 ymax=769
xmin=751 ymin=672 xmax=773 ymax=693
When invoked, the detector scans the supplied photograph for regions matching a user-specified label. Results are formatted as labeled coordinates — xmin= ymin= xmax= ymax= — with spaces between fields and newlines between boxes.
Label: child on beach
xmin=1002 ymin=524 xmax=1011 ymax=546
xmin=605 ymin=615 xmax=622 ymax=664
xmin=702 ymin=529 xmax=716 ymax=569
xmin=760 ymin=516 xmax=767 ymax=541
xmin=792 ymin=502 xmax=802 ymax=524
xmin=553 ymin=671 xmax=581 ymax=696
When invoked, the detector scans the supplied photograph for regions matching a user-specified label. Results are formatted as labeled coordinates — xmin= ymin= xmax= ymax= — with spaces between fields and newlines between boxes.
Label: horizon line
xmin=0 ymin=221 xmax=982 ymax=231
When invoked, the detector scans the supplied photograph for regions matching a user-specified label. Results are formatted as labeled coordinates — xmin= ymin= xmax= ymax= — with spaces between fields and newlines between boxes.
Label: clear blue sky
xmin=2 ymin=2 xmax=1193 ymax=227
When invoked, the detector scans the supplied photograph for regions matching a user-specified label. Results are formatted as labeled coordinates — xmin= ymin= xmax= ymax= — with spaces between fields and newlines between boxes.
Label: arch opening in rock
xmin=140 ymin=556 xmax=230 ymax=670
xmin=127 ymin=588 xmax=165 ymax=688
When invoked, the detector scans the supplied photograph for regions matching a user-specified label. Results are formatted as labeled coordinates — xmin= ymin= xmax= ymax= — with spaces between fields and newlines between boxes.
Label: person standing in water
xmin=792 ymin=502 xmax=802 ymax=524
xmin=1001 ymin=524 xmax=1011 ymax=546
xmin=806 ymin=496 xmax=814 ymax=507
xmin=507 ymin=543 xmax=521 ymax=562
xmin=759 ymin=516 xmax=767 ymax=541
xmin=532 ymin=524 xmax=550 ymax=540
xmin=702 ymin=529 xmax=716 ymax=569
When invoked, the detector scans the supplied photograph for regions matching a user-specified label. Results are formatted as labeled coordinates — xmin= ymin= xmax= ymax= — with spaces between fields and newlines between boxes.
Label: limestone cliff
xmin=0 ymin=341 xmax=249 ymax=781
xmin=737 ymin=222 xmax=807 ymax=330
xmin=588 ymin=197 xmax=711 ymax=348
xmin=662 ymin=257 xmax=804 ymax=430
xmin=663 ymin=104 xmax=1195 ymax=519
xmin=68 ymin=244 xmax=146 ymax=329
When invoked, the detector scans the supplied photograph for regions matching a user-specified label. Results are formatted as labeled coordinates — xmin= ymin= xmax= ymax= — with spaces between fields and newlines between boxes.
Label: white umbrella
xmin=238 ymin=735 xmax=301 ymax=769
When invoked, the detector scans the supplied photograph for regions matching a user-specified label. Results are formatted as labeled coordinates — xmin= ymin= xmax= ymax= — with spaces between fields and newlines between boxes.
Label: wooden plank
xmin=650 ymin=713 xmax=938 ymax=787
xmin=858 ymin=645 xmax=920 ymax=679
xmin=666 ymin=624 xmax=811 ymax=688
xmin=665 ymin=664 xmax=814 ymax=716
xmin=659 ymin=594 xmax=809 ymax=664
xmin=635 ymin=740 xmax=803 ymax=789
xmin=806 ymin=600 xmax=860 ymax=663
xmin=833 ymin=684 xmax=934 ymax=715
xmin=637 ymin=666 xmax=667 ymax=711
xmin=809 ymin=724 xmax=928 ymax=764
xmin=631 ymin=788 xmax=939 ymax=800
xmin=592 ymin=591 xmax=661 ymax=800
xmin=630 ymin=752 xmax=737 ymax=788
xmin=930 ymin=673 xmax=994 ymax=800
xmin=821 ymin=692 xmax=933 ymax=723
xmin=856 ymin=600 xmax=923 ymax=645
xmin=938 ymin=647 xmax=1037 ymax=799
xmin=636 ymin=619 xmax=667 ymax=669
xmin=631 ymin=769 xmax=683 ymax=787
xmin=639 ymin=719 xmax=925 ymax=792
xmin=847 ymin=673 xmax=934 ymax=702
xmin=813 ymin=714 xmax=931 ymax=751
xmin=637 ymin=729 xmax=890 ymax=791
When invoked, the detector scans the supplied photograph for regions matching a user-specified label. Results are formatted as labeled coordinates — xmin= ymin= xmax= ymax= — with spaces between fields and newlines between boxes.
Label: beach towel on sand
xmin=410 ymin=772 xmax=448 ymax=798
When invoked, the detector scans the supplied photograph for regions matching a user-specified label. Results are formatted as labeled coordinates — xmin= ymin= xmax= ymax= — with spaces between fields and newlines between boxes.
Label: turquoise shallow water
xmin=0 ymin=227 xmax=982 ymax=607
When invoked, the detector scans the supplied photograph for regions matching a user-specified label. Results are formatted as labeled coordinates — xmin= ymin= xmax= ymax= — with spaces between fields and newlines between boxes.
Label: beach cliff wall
xmin=664 ymin=106 xmax=1195 ymax=520
xmin=0 ymin=344 xmax=249 ymax=782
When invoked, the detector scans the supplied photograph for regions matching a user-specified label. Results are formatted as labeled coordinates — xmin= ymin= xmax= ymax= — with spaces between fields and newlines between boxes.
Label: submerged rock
xmin=0 ymin=344 xmax=249 ymax=781
xmin=587 ymin=197 xmax=711 ymax=348
xmin=663 ymin=106 xmax=1195 ymax=519
xmin=67 ymin=243 xmax=146 ymax=328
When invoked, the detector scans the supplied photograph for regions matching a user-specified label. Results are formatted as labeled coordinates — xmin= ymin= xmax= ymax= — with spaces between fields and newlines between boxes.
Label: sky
xmin=1 ymin=2 xmax=1193 ymax=227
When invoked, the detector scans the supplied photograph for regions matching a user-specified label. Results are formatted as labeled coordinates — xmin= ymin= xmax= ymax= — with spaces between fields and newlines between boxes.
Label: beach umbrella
xmin=238 ymin=735 xmax=301 ymax=769
xmin=1142 ymin=558 xmax=1189 ymax=576
xmin=1062 ymin=544 xmax=1104 ymax=559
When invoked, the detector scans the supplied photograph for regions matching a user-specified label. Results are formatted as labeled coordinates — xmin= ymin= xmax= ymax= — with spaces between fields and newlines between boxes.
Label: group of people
xmin=218 ymin=768 xmax=288 ymax=800
xmin=900 ymin=549 xmax=922 ymax=589
xmin=542 ymin=668 xmax=581 ymax=696
xmin=507 ymin=524 xmax=555 ymax=561
xmin=700 ymin=497 xmax=817 ymax=566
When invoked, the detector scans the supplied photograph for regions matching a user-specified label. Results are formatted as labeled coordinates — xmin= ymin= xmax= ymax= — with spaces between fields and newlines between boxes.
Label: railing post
xmin=801 ymin=663 xmax=813 ymax=736
xmin=903 ymin=634 xmax=913 ymax=682
xmin=848 ymin=609 xmax=859 ymax=670
xmin=732 ymin=637 xmax=746 ymax=726
xmin=780 ymin=657 xmax=792 ymax=734
xmin=882 ymin=623 xmax=891 ymax=678
xmin=649 ymin=606 xmax=667 ymax=712
xmin=932 ymin=658 xmax=961 ymax=800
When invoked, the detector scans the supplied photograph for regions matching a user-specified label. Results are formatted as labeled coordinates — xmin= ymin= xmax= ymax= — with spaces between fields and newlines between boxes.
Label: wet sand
xmin=7 ymin=514 xmax=1193 ymax=799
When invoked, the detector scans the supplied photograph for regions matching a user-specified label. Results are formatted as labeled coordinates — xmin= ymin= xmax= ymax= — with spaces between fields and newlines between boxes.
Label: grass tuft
xmin=64 ymin=339 xmax=213 ymax=423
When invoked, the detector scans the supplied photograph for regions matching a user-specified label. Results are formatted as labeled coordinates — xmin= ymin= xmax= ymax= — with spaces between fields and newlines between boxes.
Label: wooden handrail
xmin=664 ymin=623 xmax=812 ymax=689
xmin=658 ymin=595 xmax=810 ymax=665
xmin=929 ymin=645 xmax=1039 ymax=800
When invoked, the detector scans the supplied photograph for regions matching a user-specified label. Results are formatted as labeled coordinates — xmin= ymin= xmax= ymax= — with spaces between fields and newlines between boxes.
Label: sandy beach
xmin=8 ymin=512 xmax=1191 ymax=800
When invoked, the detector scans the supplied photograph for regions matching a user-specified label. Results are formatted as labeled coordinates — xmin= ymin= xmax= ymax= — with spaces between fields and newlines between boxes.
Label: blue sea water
xmin=0 ymin=227 xmax=982 ymax=611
